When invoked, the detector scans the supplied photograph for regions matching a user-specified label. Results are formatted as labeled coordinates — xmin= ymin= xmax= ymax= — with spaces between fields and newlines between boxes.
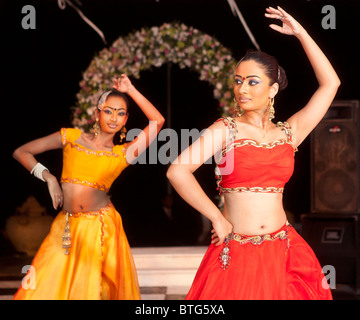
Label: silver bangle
xmin=30 ymin=163 xmax=49 ymax=182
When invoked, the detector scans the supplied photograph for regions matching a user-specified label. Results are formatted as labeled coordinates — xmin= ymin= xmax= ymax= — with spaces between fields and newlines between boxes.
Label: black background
xmin=1 ymin=0 xmax=359 ymax=248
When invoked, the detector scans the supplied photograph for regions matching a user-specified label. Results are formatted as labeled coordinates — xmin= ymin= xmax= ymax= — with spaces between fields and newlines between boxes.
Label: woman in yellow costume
xmin=12 ymin=74 xmax=165 ymax=300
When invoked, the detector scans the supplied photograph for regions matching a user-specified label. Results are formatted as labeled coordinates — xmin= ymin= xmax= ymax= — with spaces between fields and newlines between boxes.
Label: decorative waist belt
xmin=219 ymin=221 xmax=291 ymax=270
xmin=61 ymin=203 xmax=113 ymax=255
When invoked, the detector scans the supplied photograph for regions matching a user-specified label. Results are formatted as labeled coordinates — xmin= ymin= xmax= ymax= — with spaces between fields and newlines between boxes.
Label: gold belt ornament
xmin=62 ymin=212 xmax=71 ymax=255
xmin=219 ymin=222 xmax=291 ymax=270
xmin=230 ymin=229 xmax=288 ymax=245
xmin=61 ymin=204 xmax=112 ymax=255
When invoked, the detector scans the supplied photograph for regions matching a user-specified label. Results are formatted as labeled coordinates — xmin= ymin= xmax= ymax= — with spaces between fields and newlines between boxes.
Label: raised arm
xmin=13 ymin=131 xmax=64 ymax=209
xmin=166 ymin=120 xmax=233 ymax=245
xmin=265 ymin=6 xmax=341 ymax=147
xmin=112 ymin=74 xmax=165 ymax=163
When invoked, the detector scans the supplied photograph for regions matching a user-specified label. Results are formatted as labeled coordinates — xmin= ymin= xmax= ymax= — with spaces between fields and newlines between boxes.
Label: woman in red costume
xmin=13 ymin=74 xmax=165 ymax=299
xmin=167 ymin=6 xmax=340 ymax=300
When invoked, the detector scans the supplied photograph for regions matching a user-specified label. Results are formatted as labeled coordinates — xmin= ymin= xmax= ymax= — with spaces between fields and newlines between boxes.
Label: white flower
xmin=87 ymin=106 xmax=96 ymax=116
xmin=73 ymin=22 xmax=236 ymax=131
xmin=151 ymin=26 xmax=159 ymax=36
xmin=184 ymin=59 xmax=191 ymax=68
xmin=153 ymin=58 xmax=164 ymax=67
xmin=212 ymin=66 xmax=220 ymax=73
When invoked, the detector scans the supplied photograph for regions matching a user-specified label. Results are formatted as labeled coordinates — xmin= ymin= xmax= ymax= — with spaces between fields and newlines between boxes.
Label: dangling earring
xmin=232 ymin=97 xmax=243 ymax=118
xmin=120 ymin=126 xmax=127 ymax=143
xmin=268 ymin=98 xmax=275 ymax=121
xmin=93 ymin=118 xmax=100 ymax=137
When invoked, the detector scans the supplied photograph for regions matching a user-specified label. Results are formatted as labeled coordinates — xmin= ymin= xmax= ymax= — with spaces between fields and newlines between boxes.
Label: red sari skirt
xmin=186 ymin=222 xmax=332 ymax=300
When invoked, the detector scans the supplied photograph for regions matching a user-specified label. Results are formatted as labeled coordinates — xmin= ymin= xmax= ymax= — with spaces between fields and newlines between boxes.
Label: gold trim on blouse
xmin=220 ymin=186 xmax=284 ymax=193
xmin=60 ymin=177 xmax=109 ymax=192
xmin=214 ymin=119 xmax=297 ymax=195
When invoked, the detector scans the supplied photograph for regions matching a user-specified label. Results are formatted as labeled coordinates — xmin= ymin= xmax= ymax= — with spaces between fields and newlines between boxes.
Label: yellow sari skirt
xmin=13 ymin=203 xmax=141 ymax=300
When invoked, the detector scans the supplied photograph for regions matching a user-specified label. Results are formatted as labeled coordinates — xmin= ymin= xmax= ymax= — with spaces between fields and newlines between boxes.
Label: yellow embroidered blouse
xmin=60 ymin=128 xmax=129 ymax=192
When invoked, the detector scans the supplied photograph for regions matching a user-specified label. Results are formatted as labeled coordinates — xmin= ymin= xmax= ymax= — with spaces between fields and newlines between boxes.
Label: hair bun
xmin=277 ymin=65 xmax=288 ymax=91
xmin=237 ymin=50 xmax=288 ymax=92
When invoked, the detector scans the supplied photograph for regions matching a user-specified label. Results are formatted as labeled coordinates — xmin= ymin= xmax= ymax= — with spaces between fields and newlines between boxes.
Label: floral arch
xmin=72 ymin=22 xmax=237 ymax=131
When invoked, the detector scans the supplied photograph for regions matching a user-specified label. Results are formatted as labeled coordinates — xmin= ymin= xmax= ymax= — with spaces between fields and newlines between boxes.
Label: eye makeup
xmin=102 ymin=106 xmax=127 ymax=116
xmin=234 ymin=75 xmax=262 ymax=86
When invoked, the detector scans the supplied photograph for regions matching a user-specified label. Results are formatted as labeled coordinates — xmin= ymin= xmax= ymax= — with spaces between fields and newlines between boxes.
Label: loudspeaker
xmin=310 ymin=100 xmax=360 ymax=213
xmin=301 ymin=214 xmax=360 ymax=293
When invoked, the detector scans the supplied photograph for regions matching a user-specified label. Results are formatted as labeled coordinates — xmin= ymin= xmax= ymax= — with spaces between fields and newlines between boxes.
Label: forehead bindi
xmin=235 ymin=60 xmax=266 ymax=79
xmin=105 ymin=96 xmax=127 ymax=109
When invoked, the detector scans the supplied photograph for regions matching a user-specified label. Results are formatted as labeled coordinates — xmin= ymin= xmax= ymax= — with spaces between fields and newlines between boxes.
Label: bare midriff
xmin=61 ymin=183 xmax=111 ymax=213
xmin=223 ymin=192 xmax=287 ymax=236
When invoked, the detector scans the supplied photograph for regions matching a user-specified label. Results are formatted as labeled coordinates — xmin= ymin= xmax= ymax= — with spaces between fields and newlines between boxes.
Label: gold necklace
xmin=241 ymin=115 xmax=267 ymax=139
xmin=259 ymin=128 xmax=266 ymax=139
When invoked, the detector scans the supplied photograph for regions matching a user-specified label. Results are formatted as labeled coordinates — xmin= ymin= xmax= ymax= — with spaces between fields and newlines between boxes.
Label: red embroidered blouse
xmin=214 ymin=117 xmax=297 ymax=194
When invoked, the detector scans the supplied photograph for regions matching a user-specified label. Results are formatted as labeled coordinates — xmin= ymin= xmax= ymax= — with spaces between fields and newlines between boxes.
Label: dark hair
xmin=237 ymin=50 xmax=288 ymax=91
xmin=97 ymin=89 xmax=130 ymax=113
xmin=97 ymin=89 xmax=130 ymax=145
